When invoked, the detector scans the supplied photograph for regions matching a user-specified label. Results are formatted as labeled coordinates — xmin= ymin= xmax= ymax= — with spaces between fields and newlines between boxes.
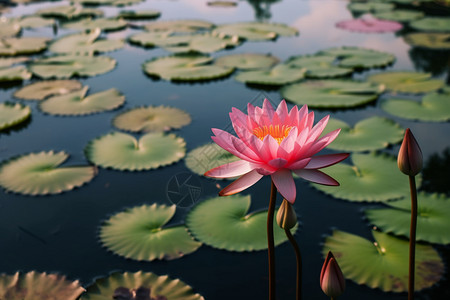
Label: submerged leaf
xmin=368 ymin=71 xmax=444 ymax=93
xmin=0 ymin=102 xmax=31 ymax=131
xmin=13 ymin=80 xmax=83 ymax=100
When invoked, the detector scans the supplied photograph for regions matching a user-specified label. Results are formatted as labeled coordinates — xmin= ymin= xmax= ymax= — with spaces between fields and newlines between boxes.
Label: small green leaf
xmin=368 ymin=71 xmax=444 ymax=93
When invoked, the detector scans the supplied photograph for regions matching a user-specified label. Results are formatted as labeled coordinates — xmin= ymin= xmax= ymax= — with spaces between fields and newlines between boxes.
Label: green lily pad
xmin=323 ymin=230 xmax=444 ymax=292
xmin=281 ymin=80 xmax=381 ymax=108
xmin=100 ymin=204 xmax=201 ymax=261
xmin=37 ymin=5 xmax=104 ymax=20
xmin=7 ymin=16 xmax=55 ymax=28
xmin=143 ymin=54 xmax=234 ymax=81
xmin=0 ymin=271 xmax=85 ymax=300
xmin=381 ymin=87 xmax=450 ymax=122
xmin=118 ymin=10 xmax=161 ymax=19
xmin=312 ymin=152 xmax=420 ymax=202
xmin=71 ymin=0 xmax=143 ymax=6
xmin=0 ymin=57 xmax=29 ymax=68
xmin=13 ymin=80 xmax=83 ymax=100
xmin=39 ymin=86 xmax=125 ymax=116
xmin=49 ymin=29 xmax=124 ymax=54
xmin=235 ymin=64 xmax=306 ymax=85
xmin=373 ymin=9 xmax=424 ymax=22
xmin=347 ymin=2 xmax=394 ymax=13
xmin=208 ymin=1 xmax=237 ymax=6
xmin=0 ymin=102 xmax=31 ymax=131
xmin=144 ymin=19 xmax=214 ymax=33
xmin=185 ymin=143 xmax=240 ymax=177
xmin=366 ymin=193 xmax=450 ymax=245
xmin=128 ymin=31 xmax=191 ymax=48
xmin=81 ymin=271 xmax=204 ymax=300
xmin=0 ymin=37 xmax=49 ymax=56
xmin=213 ymin=22 xmax=298 ymax=41
xmin=323 ymin=116 xmax=404 ymax=152
xmin=367 ymin=71 xmax=444 ymax=93
xmin=0 ymin=22 xmax=21 ymax=38
xmin=215 ymin=53 xmax=280 ymax=70
xmin=85 ymin=131 xmax=186 ymax=171
xmin=0 ymin=65 xmax=31 ymax=82
xmin=29 ymin=55 xmax=116 ymax=79
xmin=319 ymin=47 xmax=395 ymax=69
xmin=63 ymin=18 xmax=127 ymax=32
xmin=0 ymin=151 xmax=96 ymax=196
xmin=286 ymin=54 xmax=353 ymax=78
xmin=112 ymin=105 xmax=191 ymax=132
xmin=410 ymin=17 xmax=450 ymax=32
xmin=186 ymin=195 xmax=297 ymax=252
xmin=404 ymin=33 xmax=450 ymax=49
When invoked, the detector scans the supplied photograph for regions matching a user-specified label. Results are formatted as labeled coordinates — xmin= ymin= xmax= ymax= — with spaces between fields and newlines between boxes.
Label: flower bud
xmin=276 ymin=199 xmax=297 ymax=230
xmin=320 ymin=251 xmax=345 ymax=298
xmin=398 ymin=128 xmax=423 ymax=176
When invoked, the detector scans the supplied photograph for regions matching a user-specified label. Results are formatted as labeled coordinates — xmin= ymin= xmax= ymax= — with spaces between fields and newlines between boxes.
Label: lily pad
xmin=367 ymin=71 xmax=444 ymax=93
xmin=311 ymin=152 xmax=420 ymax=202
xmin=235 ymin=63 xmax=306 ymax=85
xmin=281 ymin=80 xmax=381 ymax=108
xmin=319 ymin=47 xmax=395 ymax=69
xmin=85 ymin=131 xmax=186 ymax=171
xmin=410 ymin=17 xmax=450 ymax=32
xmin=143 ymin=54 xmax=234 ymax=81
xmin=0 ymin=271 xmax=85 ymax=300
xmin=373 ymin=9 xmax=424 ymax=22
xmin=381 ymin=87 xmax=450 ymax=122
xmin=112 ymin=105 xmax=191 ymax=132
xmin=323 ymin=116 xmax=404 ymax=152
xmin=29 ymin=55 xmax=116 ymax=79
xmin=13 ymin=80 xmax=83 ymax=100
xmin=0 ymin=102 xmax=31 ymax=131
xmin=0 ymin=151 xmax=95 ymax=196
xmin=186 ymin=194 xmax=297 ymax=252
xmin=100 ymin=204 xmax=201 ymax=261
xmin=286 ymin=54 xmax=353 ymax=78
xmin=336 ymin=17 xmax=403 ymax=33
xmin=347 ymin=2 xmax=394 ymax=13
xmin=40 ymin=86 xmax=125 ymax=116
xmin=0 ymin=57 xmax=28 ymax=68
xmin=404 ymin=33 xmax=450 ymax=49
xmin=185 ymin=143 xmax=240 ymax=177
xmin=49 ymin=29 xmax=124 ymax=55
xmin=215 ymin=53 xmax=279 ymax=70
xmin=0 ymin=65 xmax=31 ymax=82
xmin=213 ymin=22 xmax=298 ymax=41
xmin=37 ymin=5 xmax=104 ymax=20
xmin=144 ymin=19 xmax=214 ymax=33
xmin=63 ymin=18 xmax=127 ymax=32
xmin=208 ymin=1 xmax=237 ymax=7
xmin=7 ymin=16 xmax=55 ymax=28
xmin=366 ymin=193 xmax=450 ymax=245
xmin=0 ymin=37 xmax=49 ymax=56
xmin=71 ymin=0 xmax=144 ymax=6
xmin=0 ymin=22 xmax=21 ymax=38
xmin=118 ymin=10 xmax=161 ymax=19
xmin=323 ymin=230 xmax=444 ymax=292
xmin=81 ymin=271 xmax=204 ymax=300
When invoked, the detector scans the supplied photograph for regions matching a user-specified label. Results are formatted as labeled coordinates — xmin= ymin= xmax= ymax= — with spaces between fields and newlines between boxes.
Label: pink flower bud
xmin=276 ymin=199 xmax=297 ymax=230
xmin=320 ymin=251 xmax=345 ymax=298
xmin=398 ymin=128 xmax=423 ymax=176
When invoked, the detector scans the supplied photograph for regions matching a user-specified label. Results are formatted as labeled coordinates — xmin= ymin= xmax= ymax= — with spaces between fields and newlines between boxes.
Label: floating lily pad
xmin=319 ymin=47 xmax=395 ymax=69
xmin=347 ymin=2 xmax=394 ymax=13
xmin=186 ymin=195 xmax=297 ymax=252
xmin=128 ymin=31 xmax=190 ymax=48
xmin=0 ymin=22 xmax=21 ymax=38
xmin=215 ymin=53 xmax=279 ymax=70
xmin=367 ymin=71 xmax=444 ymax=93
xmin=323 ymin=116 xmax=404 ymax=152
xmin=100 ymin=204 xmax=201 ymax=261
xmin=144 ymin=19 xmax=214 ymax=33
xmin=381 ymin=87 xmax=450 ymax=121
xmin=85 ymin=131 xmax=186 ymax=171
xmin=13 ymin=80 xmax=83 ymax=100
xmin=40 ymin=86 xmax=125 ymax=116
xmin=366 ymin=193 xmax=450 ymax=245
xmin=185 ymin=143 xmax=240 ymax=176
xmin=8 ymin=15 xmax=55 ymax=28
xmin=63 ymin=18 xmax=127 ymax=32
xmin=404 ymin=33 xmax=450 ymax=49
xmin=118 ymin=9 xmax=161 ymax=19
xmin=312 ymin=152 xmax=420 ymax=202
xmin=29 ymin=55 xmax=116 ymax=79
xmin=286 ymin=54 xmax=353 ymax=78
xmin=373 ymin=9 xmax=424 ymax=22
xmin=336 ymin=17 xmax=403 ymax=33
xmin=208 ymin=1 xmax=237 ymax=6
xmin=323 ymin=230 xmax=444 ymax=292
xmin=0 ymin=65 xmax=31 ymax=82
xmin=0 ymin=151 xmax=95 ymax=195
xmin=71 ymin=0 xmax=143 ymax=6
xmin=112 ymin=105 xmax=191 ymax=132
xmin=410 ymin=17 xmax=450 ymax=32
xmin=213 ymin=22 xmax=298 ymax=41
xmin=37 ymin=5 xmax=104 ymax=20
xmin=50 ymin=29 xmax=124 ymax=54
xmin=235 ymin=64 xmax=306 ymax=85
xmin=0 ymin=37 xmax=49 ymax=56
xmin=281 ymin=80 xmax=381 ymax=108
xmin=0 ymin=57 xmax=28 ymax=68
xmin=0 ymin=271 xmax=85 ymax=300
xmin=81 ymin=271 xmax=204 ymax=300
xmin=143 ymin=54 xmax=233 ymax=81
xmin=0 ymin=102 xmax=31 ymax=131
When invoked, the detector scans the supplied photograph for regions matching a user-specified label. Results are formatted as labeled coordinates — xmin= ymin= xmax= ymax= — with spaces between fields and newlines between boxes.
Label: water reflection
xmin=422 ymin=147 xmax=450 ymax=196
xmin=245 ymin=0 xmax=280 ymax=21
xmin=409 ymin=47 xmax=450 ymax=83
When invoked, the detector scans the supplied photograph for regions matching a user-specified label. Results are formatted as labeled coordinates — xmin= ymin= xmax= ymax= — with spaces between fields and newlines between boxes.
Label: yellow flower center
xmin=253 ymin=125 xmax=293 ymax=144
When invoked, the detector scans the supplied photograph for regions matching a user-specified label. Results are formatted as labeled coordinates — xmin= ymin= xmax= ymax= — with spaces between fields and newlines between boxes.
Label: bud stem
xmin=267 ymin=180 xmax=277 ymax=300
xmin=408 ymin=175 xmax=418 ymax=300
xmin=285 ymin=228 xmax=302 ymax=300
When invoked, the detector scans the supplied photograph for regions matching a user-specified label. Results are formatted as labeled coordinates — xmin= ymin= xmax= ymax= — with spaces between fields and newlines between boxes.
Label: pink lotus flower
xmin=204 ymin=99 xmax=349 ymax=203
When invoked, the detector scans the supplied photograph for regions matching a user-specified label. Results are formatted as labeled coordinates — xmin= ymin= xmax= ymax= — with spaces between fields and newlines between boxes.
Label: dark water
xmin=0 ymin=0 xmax=449 ymax=299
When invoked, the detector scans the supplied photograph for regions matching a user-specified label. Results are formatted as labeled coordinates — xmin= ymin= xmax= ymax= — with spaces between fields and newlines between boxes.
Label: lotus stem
xmin=267 ymin=180 xmax=277 ymax=300
xmin=408 ymin=175 xmax=418 ymax=300
xmin=285 ymin=228 xmax=302 ymax=300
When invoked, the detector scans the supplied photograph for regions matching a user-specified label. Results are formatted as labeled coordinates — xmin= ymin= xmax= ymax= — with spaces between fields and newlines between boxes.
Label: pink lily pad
xmin=336 ymin=16 xmax=402 ymax=33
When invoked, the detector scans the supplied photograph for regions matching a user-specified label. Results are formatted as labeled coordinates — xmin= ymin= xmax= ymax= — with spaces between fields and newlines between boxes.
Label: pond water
xmin=0 ymin=0 xmax=449 ymax=299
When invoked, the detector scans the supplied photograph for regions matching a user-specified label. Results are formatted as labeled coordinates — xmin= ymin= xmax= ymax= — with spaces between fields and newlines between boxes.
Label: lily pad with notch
xmin=286 ymin=54 xmax=353 ymax=78
xmin=367 ymin=71 xmax=444 ymax=93
xmin=235 ymin=63 xmax=306 ymax=86
xmin=213 ymin=22 xmax=298 ymax=41
xmin=0 ymin=102 xmax=31 ymax=131
xmin=13 ymin=80 xmax=83 ymax=100
xmin=319 ymin=47 xmax=395 ymax=69
xmin=215 ymin=53 xmax=279 ymax=70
